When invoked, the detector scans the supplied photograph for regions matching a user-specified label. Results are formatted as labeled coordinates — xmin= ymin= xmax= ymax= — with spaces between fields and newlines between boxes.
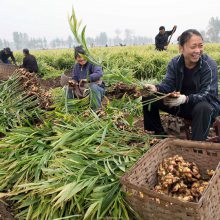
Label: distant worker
xmin=155 ymin=25 xmax=177 ymax=51
xmin=0 ymin=47 xmax=16 ymax=64
xmin=20 ymin=49 xmax=38 ymax=73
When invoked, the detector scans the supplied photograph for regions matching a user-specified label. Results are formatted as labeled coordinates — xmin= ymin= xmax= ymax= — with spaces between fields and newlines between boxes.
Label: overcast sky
xmin=0 ymin=0 xmax=219 ymax=41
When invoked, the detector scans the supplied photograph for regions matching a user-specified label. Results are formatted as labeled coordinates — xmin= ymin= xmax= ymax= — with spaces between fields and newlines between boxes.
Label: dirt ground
xmin=0 ymin=64 xmax=61 ymax=90
xmin=0 ymin=199 xmax=15 ymax=220
xmin=38 ymin=76 xmax=61 ymax=89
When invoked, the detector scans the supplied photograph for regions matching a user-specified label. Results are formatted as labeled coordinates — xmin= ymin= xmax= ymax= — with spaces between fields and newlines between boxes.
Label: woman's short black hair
xmin=159 ymin=26 xmax=165 ymax=31
xmin=74 ymin=45 xmax=86 ymax=59
xmin=178 ymin=29 xmax=203 ymax=46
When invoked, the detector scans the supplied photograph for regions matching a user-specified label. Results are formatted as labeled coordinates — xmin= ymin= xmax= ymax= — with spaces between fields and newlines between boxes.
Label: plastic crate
xmin=121 ymin=138 xmax=220 ymax=220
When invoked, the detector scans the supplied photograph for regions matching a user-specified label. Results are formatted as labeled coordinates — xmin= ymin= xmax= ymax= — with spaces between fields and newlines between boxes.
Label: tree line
xmin=1 ymin=17 xmax=220 ymax=50
xmin=0 ymin=34 xmax=76 ymax=50
xmin=0 ymin=29 xmax=152 ymax=50
xmin=203 ymin=17 xmax=220 ymax=42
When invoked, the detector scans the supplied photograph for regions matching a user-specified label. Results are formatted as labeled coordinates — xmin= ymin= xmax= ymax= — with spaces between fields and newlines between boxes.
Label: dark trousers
xmin=142 ymin=95 xmax=217 ymax=141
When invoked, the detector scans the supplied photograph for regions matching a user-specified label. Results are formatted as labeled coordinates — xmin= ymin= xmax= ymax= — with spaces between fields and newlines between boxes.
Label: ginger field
xmin=14 ymin=44 xmax=220 ymax=81
xmin=0 ymin=44 xmax=220 ymax=220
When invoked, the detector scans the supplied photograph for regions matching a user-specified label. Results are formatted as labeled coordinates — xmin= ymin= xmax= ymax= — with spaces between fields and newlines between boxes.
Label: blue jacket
xmin=156 ymin=54 xmax=220 ymax=111
xmin=71 ymin=62 xmax=103 ymax=83
xmin=0 ymin=50 xmax=16 ymax=63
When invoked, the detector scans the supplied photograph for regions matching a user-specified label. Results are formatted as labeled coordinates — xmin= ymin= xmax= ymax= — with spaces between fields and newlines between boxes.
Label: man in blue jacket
xmin=143 ymin=29 xmax=220 ymax=141
xmin=155 ymin=25 xmax=177 ymax=51
xmin=0 ymin=47 xmax=16 ymax=64
xmin=67 ymin=46 xmax=105 ymax=110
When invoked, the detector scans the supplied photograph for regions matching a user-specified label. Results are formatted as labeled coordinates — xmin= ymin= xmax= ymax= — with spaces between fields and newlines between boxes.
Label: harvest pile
xmin=107 ymin=82 xmax=140 ymax=99
xmin=154 ymin=155 xmax=214 ymax=202
xmin=14 ymin=68 xmax=53 ymax=109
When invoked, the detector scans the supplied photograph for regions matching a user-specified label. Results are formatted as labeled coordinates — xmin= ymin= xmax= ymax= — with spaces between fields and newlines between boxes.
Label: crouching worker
xmin=0 ymin=47 xmax=16 ymax=64
xmin=142 ymin=29 xmax=220 ymax=141
xmin=67 ymin=45 xmax=105 ymax=110
xmin=20 ymin=49 xmax=38 ymax=73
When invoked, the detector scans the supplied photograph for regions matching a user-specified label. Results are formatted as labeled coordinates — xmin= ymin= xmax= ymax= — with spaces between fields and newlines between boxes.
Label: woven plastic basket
xmin=121 ymin=138 xmax=220 ymax=220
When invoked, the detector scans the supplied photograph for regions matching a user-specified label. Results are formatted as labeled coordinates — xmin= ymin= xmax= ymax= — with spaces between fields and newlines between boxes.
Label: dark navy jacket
xmin=21 ymin=54 xmax=38 ymax=73
xmin=0 ymin=50 xmax=16 ymax=63
xmin=156 ymin=54 xmax=220 ymax=112
xmin=155 ymin=30 xmax=173 ymax=51
xmin=71 ymin=62 xmax=103 ymax=83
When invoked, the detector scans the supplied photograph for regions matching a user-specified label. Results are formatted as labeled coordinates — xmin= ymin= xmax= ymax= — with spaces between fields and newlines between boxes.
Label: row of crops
xmin=14 ymin=44 xmax=220 ymax=81
xmin=1 ymin=44 xmax=220 ymax=219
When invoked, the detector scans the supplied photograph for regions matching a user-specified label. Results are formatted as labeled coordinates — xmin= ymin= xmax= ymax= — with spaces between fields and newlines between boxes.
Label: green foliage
xmin=0 ymin=107 xmax=150 ymax=219
xmin=14 ymin=44 xmax=220 ymax=82
xmin=0 ymin=75 xmax=43 ymax=133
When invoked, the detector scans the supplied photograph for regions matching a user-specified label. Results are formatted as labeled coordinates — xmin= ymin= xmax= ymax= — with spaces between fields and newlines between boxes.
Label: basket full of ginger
xmin=121 ymin=138 xmax=220 ymax=220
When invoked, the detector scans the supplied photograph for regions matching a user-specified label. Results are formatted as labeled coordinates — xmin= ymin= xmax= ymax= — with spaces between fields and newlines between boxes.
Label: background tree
xmin=3 ymin=39 xmax=10 ymax=48
xmin=66 ymin=35 xmax=74 ymax=48
xmin=200 ymin=30 xmax=209 ymax=42
xmin=206 ymin=17 xmax=220 ymax=42
xmin=97 ymin=32 xmax=108 ymax=46
xmin=86 ymin=37 xmax=95 ymax=47
xmin=21 ymin=33 xmax=29 ymax=48
xmin=114 ymin=29 xmax=122 ymax=45
xmin=124 ymin=29 xmax=133 ymax=45
xmin=43 ymin=38 xmax=48 ymax=49
xmin=13 ymin=32 xmax=22 ymax=50
xmin=0 ymin=39 xmax=3 ymax=49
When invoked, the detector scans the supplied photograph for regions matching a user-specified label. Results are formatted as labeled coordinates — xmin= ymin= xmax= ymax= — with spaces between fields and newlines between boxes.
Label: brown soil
xmin=0 ymin=64 xmax=61 ymax=90
xmin=134 ymin=113 xmax=217 ymax=140
xmin=38 ymin=76 xmax=61 ymax=90
xmin=133 ymin=114 xmax=187 ymax=138
xmin=107 ymin=82 xmax=140 ymax=99
xmin=0 ymin=63 xmax=18 ymax=81
xmin=0 ymin=199 xmax=15 ymax=220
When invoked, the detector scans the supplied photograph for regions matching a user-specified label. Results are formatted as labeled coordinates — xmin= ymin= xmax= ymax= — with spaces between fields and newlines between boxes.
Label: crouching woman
xmin=142 ymin=29 xmax=220 ymax=141
xmin=67 ymin=46 xmax=105 ymax=110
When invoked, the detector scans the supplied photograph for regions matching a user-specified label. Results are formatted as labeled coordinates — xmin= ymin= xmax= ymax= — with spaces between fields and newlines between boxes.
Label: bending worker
xmin=0 ymin=47 xmax=16 ymax=64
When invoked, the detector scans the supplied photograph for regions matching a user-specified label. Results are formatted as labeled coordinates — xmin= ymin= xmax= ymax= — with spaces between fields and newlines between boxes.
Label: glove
xmin=79 ymin=79 xmax=88 ymax=86
xmin=144 ymin=84 xmax=157 ymax=92
xmin=80 ymin=79 xmax=87 ymax=83
xmin=163 ymin=95 xmax=187 ymax=107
